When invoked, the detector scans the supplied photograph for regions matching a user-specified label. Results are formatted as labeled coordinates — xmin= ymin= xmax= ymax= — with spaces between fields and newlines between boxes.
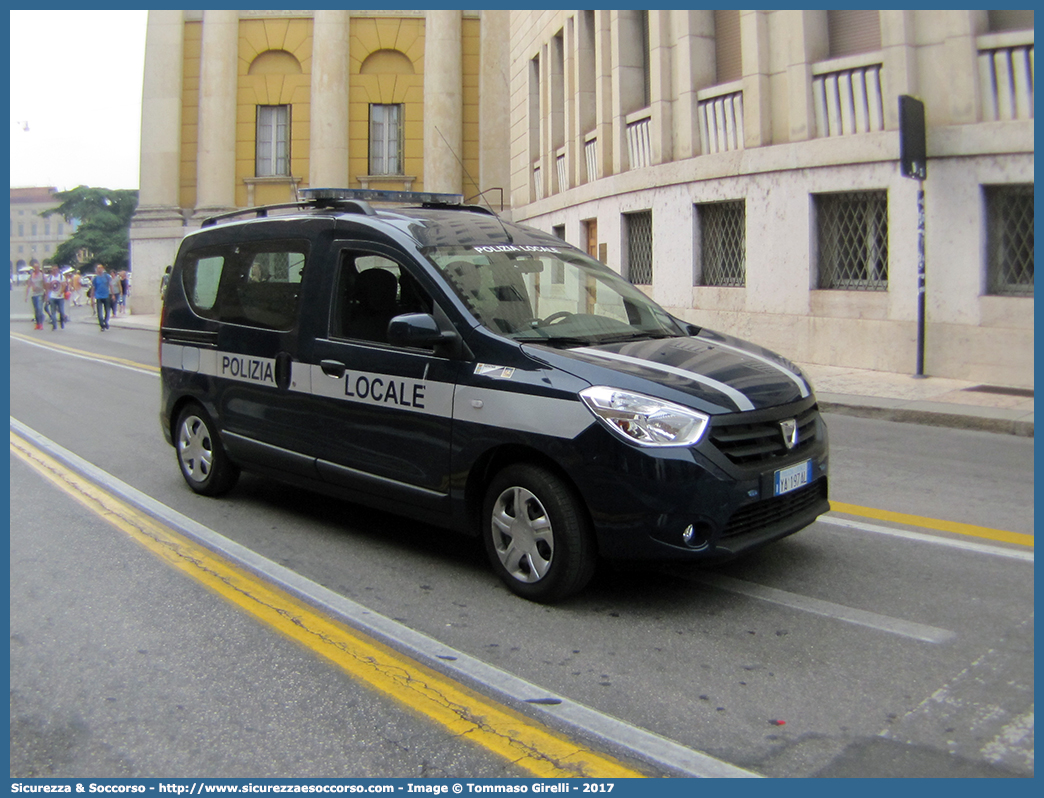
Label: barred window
xmin=816 ymin=191 xmax=888 ymax=291
xmin=986 ymin=184 xmax=1033 ymax=296
xmin=697 ymin=200 xmax=746 ymax=287
xmin=625 ymin=210 xmax=653 ymax=285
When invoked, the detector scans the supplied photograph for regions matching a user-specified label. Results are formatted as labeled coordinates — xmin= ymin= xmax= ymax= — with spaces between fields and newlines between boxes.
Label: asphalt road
xmin=8 ymin=300 xmax=1035 ymax=779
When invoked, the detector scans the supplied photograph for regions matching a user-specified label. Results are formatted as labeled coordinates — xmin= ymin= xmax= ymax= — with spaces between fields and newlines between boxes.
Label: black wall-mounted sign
xmin=899 ymin=95 xmax=927 ymax=180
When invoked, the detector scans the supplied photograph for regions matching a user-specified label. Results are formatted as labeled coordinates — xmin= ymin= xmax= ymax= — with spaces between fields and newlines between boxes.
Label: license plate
xmin=774 ymin=460 xmax=812 ymax=496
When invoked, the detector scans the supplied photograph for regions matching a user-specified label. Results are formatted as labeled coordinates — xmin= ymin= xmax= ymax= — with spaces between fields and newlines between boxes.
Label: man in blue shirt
xmin=91 ymin=263 xmax=113 ymax=330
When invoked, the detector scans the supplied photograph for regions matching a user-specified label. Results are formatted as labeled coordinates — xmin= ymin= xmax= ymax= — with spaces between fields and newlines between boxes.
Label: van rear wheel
xmin=482 ymin=464 xmax=595 ymax=603
xmin=175 ymin=404 xmax=239 ymax=496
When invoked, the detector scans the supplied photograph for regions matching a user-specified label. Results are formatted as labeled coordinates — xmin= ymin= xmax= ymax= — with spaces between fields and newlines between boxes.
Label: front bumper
xmin=570 ymin=409 xmax=830 ymax=561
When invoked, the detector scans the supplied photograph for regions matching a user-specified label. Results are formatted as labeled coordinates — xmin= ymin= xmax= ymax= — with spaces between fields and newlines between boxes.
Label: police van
xmin=160 ymin=189 xmax=829 ymax=602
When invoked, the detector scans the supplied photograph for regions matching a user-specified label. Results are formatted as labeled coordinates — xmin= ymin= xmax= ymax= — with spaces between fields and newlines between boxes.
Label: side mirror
xmin=387 ymin=313 xmax=459 ymax=350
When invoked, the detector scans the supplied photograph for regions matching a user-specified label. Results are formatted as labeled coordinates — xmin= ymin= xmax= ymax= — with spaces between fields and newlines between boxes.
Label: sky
xmin=9 ymin=9 xmax=148 ymax=192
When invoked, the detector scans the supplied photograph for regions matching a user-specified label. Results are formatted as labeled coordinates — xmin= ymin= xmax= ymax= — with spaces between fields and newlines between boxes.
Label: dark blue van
xmin=160 ymin=189 xmax=828 ymax=602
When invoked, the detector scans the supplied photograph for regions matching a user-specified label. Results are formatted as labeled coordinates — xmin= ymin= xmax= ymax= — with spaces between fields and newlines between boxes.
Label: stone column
xmin=478 ymin=10 xmax=509 ymax=208
xmin=593 ymin=10 xmax=614 ymax=180
xmin=195 ymin=9 xmax=239 ymax=215
xmin=423 ymin=10 xmax=463 ymax=195
xmin=785 ymin=10 xmax=823 ymax=143
xmin=310 ymin=10 xmax=350 ymax=188
xmin=741 ymin=10 xmax=772 ymax=148
xmin=130 ymin=10 xmax=186 ymax=316
xmin=648 ymin=10 xmax=673 ymax=165
xmin=138 ymin=10 xmax=184 ymax=213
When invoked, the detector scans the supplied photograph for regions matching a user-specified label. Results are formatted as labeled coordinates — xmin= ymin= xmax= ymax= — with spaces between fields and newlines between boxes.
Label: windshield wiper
xmin=593 ymin=331 xmax=678 ymax=344
xmin=516 ymin=335 xmax=593 ymax=349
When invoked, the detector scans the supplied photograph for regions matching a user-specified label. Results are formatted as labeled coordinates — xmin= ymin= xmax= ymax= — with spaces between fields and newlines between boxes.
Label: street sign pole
xmin=899 ymin=95 xmax=928 ymax=378
xmin=915 ymin=182 xmax=926 ymax=377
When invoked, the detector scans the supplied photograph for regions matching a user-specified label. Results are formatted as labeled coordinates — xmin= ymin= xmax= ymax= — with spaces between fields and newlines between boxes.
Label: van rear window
xmin=182 ymin=241 xmax=308 ymax=331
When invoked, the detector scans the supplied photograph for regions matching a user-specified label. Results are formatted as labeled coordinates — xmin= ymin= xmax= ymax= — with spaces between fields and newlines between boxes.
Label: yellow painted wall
xmin=349 ymin=17 xmax=425 ymax=191
xmin=179 ymin=21 xmax=201 ymax=209
xmin=236 ymin=17 xmax=313 ymax=207
xmin=177 ymin=13 xmax=482 ymax=208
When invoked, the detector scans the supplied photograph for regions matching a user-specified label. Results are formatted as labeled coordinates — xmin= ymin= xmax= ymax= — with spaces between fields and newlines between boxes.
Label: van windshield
xmin=425 ymin=245 xmax=684 ymax=346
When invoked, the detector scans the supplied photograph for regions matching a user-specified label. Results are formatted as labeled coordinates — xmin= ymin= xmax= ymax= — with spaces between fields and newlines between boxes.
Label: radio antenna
xmin=434 ymin=124 xmax=513 ymax=243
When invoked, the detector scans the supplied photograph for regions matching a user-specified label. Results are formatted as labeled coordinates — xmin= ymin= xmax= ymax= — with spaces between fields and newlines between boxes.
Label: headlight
xmin=579 ymin=386 xmax=710 ymax=447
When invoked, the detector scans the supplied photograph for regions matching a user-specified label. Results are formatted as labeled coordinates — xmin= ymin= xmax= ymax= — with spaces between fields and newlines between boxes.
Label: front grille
xmin=722 ymin=480 xmax=827 ymax=539
xmin=710 ymin=405 xmax=819 ymax=465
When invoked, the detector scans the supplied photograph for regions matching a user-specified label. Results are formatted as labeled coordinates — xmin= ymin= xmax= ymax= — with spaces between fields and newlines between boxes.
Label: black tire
xmin=174 ymin=404 xmax=239 ymax=496
xmin=482 ymin=464 xmax=596 ymax=603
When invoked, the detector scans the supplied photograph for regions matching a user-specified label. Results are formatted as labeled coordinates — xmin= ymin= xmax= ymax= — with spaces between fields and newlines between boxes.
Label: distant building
xmin=9 ymin=187 xmax=79 ymax=280
xmin=130 ymin=9 xmax=509 ymax=314
xmin=510 ymin=9 xmax=1033 ymax=387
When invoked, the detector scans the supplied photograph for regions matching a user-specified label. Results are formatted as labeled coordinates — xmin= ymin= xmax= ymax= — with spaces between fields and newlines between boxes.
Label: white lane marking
xmin=820 ymin=515 xmax=1034 ymax=564
xmin=10 ymin=416 xmax=760 ymax=779
xmin=12 ymin=335 xmax=159 ymax=377
xmin=576 ymin=348 xmax=755 ymax=411
xmin=672 ymin=570 xmax=956 ymax=644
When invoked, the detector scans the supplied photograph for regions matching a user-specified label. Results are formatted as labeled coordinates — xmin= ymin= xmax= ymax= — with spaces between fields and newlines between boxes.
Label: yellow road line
xmin=829 ymin=501 xmax=1033 ymax=548
xmin=10 ymin=330 xmax=159 ymax=373
xmin=9 ymin=430 xmax=643 ymax=778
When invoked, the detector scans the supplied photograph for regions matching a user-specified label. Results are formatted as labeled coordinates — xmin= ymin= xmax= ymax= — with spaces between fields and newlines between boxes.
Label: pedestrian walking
xmin=24 ymin=260 xmax=46 ymax=330
xmin=91 ymin=263 xmax=113 ymax=330
xmin=119 ymin=270 xmax=129 ymax=312
xmin=110 ymin=269 xmax=124 ymax=315
xmin=66 ymin=270 xmax=84 ymax=307
xmin=45 ymin=265 xmax=68 ymax=330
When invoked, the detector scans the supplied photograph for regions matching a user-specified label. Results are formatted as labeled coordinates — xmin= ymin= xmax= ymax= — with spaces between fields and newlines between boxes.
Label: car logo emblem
xmin=780 ymin=419 xmax=798 ymax=450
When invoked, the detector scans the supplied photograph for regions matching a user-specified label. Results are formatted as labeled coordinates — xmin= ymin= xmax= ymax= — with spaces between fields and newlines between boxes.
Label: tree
xmin=41 ymin=186 xmax=139 ymax=272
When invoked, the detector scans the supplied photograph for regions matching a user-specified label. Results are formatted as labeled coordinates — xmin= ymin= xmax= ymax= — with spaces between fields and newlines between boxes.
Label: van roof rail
xmin=200 ymin=188 xmax=496 ymax=228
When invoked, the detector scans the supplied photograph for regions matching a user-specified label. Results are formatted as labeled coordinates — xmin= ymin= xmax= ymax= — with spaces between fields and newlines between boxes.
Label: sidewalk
xmin=17 ymin=309 xmax=1036 ymax=437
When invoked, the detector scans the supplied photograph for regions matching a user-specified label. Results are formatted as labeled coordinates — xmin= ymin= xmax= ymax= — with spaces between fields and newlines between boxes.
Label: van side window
xmin=334 ymin=252 xmax=433 ymax=346
xmin=187 ymin=255 xmax=224 ymax=310
xmin=182 ymin=241 xmax=308 ymax=331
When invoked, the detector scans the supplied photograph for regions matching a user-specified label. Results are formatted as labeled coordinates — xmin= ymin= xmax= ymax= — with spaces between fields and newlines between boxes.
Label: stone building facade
xmin=130 ymin=9 xmax=510 ymax=314
xmin=9 ymin=187 xmax=78 ymax=279
xmin=133 ymin=9 xmax=1032 ymax=387
xmin=509 ymin=10 xmax=1033 ymax=387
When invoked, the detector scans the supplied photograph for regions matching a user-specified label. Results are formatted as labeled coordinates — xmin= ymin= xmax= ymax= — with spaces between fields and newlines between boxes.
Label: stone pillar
xmin=785 ymin=10 xmax=824 ymax=143
xmin=310 ymin=10 xmax=350 ymax=188
xmin=741 ymin=10 xmax=772 ymax=148
xmin=138 ymin=10 xmax=184 ymax=212
xmin=648 ymin=10 xmax=673 ymax=165
xmin=478 ymin=10 xmax=510 ymax=209
xmin=130 ymin=9 xmax=186 ymax=316
xmin=195 ymin=9 xmax=239 ymax=215
xmin=880 ymin=10 xmax=918 ymax=130
xmin=423 ymin=10 xmax=463 ymax=195
xmin=670 ymin=11 xmax=712 ymax=160
xmin=593 ymin=10 xmax=614 ymax=180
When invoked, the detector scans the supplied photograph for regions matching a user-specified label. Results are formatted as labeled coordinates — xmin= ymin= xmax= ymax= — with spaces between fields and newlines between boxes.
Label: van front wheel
xmin=175 ymin=405 xmax=239 ymax=496
xmin=482 ymin=464 xmax=595 ymax=603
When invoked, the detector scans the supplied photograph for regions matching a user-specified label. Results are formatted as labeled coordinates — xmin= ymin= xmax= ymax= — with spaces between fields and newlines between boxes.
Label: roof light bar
xmin=300 ymin=188 xmax=464 ymax=205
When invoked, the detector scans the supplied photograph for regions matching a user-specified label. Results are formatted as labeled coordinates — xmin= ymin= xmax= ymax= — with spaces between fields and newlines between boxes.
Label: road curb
xmin=820 ymin=400 xmax=1034 ymax=438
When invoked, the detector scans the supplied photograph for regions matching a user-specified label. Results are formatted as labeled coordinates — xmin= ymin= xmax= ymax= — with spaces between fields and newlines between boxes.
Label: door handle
xmin=320 ymin=359 xmax=346 ymax=379
xmin=275 ymin=351 xmax=292 ymax=390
